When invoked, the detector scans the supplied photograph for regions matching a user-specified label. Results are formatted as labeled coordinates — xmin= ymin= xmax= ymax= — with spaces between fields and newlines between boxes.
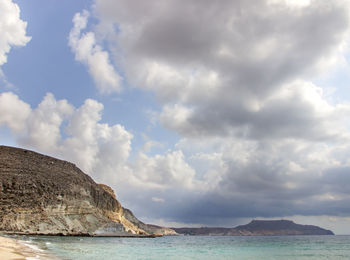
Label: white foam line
xmin=20 ymin=241 xmax=44 ymax=252
xmin=16 ymin=238 xmax=58 ymax=259
xmin=17 ymin=240 xmax=45 ymax=260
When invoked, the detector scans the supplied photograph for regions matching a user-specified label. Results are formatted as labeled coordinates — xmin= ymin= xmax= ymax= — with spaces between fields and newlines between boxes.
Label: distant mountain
xmin=173 ymin=220 xmax=334 ymax=236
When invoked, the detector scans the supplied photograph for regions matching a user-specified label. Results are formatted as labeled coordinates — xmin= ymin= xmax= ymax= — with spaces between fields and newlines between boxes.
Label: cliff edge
xmin=0 ymin=145 xmax=174 ymax=236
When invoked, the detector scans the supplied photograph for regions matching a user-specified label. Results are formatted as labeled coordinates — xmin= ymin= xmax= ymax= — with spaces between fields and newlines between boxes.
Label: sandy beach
xmin=0 ymin=236 xmax=57 ymax=260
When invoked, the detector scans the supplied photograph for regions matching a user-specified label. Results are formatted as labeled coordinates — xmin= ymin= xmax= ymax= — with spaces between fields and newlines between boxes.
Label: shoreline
xmin=2 ymin=230 xmax=164 ymax=238
xmin=0 ymin=235 xmax=59 ymax=260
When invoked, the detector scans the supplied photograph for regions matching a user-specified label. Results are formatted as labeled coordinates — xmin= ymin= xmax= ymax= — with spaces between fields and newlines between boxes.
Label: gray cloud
xmin=88 ymin=0 xmax=350 ymax=226
xmin=114 ymin=136 xmax=350 ymax=226
xmin=1 ymin=0 xmax=350 ymax=235
xmin=2 ymin=91 xmax=350 ymax=227
xmin=125 ymin=164 xmax=350 ymax=225
xmin=3 ymin=0 xmax=350 ymax=229
xmin=94 ymin=0 xmax=350 ymax=140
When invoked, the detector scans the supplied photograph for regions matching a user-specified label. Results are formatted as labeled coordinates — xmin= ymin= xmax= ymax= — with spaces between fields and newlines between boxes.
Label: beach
xmin=0 ymin=235 xmax=56 ymax=260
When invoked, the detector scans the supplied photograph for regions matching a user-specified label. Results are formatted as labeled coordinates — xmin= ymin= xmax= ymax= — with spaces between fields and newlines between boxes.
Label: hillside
xmin=0 ymin=145 xmax=175 ymax=236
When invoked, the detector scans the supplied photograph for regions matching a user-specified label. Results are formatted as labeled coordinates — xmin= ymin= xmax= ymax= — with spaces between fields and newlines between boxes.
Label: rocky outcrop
xmin=122 ymin=208 xmax=178 ymax=236
xmin=0 ymin=145 xmax=174 ymax=236
xmin=173 ymin=220 xmax=334 ymax=236
xmin=97 ymin=184 xmax=177 ymax=236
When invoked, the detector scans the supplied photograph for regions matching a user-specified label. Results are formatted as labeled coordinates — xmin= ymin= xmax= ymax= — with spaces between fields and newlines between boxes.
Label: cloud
xmin=0 ymin=92 xmax=31 ymax=133
xmin=0 ymin=0 xmax=31 ymax=67
xmin=4 ymin=0 xmax=350 ymax=228
xmin=2 ymin=90 xmax=350 ymax=226
xmin=69 ymin=10 xmax=122 ymax=94
xmin=152 ymin=197 xmax=165 ymax=203
xmin=0 ymin=92 xmax=198 ymax=200
xmin=93 ymin=0 xmax=350 ymax=140
xmin=84 ymin=1 xmax=350 ymax=223
xmin=0 ymin=92 xmax=131 ymax=186
xmin=161 ymin=80 xmax=350 ymax=141
xmin=131 ymin=150 xmax=197 ymax=189
xmin=20 ymin=93 xmax=74 ymax=151
xmin=129 ymin=136 xmax=350 ymax=224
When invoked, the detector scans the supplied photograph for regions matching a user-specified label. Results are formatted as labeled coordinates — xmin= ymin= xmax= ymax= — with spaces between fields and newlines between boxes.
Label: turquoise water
xmin=19 ymin=235 xmax=350 ymax=260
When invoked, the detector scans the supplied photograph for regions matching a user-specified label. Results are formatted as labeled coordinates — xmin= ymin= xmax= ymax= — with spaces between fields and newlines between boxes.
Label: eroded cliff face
xmin=122 ymin=208 xmax=178 ymax=236
xmin=0 ymin=145 xmax=148 ymax=236
xmin=97 ymin=184 xmax=177 ymax=236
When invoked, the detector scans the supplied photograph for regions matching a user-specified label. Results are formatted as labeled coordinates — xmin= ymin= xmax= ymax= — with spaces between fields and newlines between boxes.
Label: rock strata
xmin=0 ymin=145 xmax=175 ymax=236
xmin=122 ymin=207 xmax=178 ymax=236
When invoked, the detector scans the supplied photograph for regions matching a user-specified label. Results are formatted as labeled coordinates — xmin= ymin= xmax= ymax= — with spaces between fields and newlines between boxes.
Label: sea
xmin=14 ymin=235 xmax=350 ymax=260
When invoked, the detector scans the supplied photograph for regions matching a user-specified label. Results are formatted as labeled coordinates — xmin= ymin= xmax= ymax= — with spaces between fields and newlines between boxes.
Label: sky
xmin=1 ymin=0 xmax=350 ymax=234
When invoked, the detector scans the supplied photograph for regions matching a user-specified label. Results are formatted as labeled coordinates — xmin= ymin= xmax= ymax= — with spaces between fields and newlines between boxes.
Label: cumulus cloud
xmin=132 ymin=150 xmax=197 ymax=189
xmin=0 ymin=92 xmax=199 ymax=200
xmin=93 ymin=0 xmax=350 ymax=140
xmin=130 ymin=136 xmax=350 ymax=224
xmin=0 ymin=0 xmax=31 ymax=66
xmin=54 ymin=0 xmax=350 ymax=225
xmin=160 ymin=80 xmax=350 ymax=141
xmin=4 ymin=0 xmax=350 ymax=227
xmin=69 ymin=10 xmax=122 ymax=94
xmin=0 ymin=92 xmax=131 ymax=186
xmin=2 ymin=90 xmax=350 ymax=226
xmin=21 ymin=93 xmax=74 ymax=151
xmin=0 ymin=92 xmax=31 ymax=133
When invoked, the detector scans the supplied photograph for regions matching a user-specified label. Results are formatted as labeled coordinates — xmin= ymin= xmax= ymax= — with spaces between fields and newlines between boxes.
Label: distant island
xmin=0 ymin=145 xmax=334 ymax=237
xmin=174 ymin=220 xmax=334 ymax=236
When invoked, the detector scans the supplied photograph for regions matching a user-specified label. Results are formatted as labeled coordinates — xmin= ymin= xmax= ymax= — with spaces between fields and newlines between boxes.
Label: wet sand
xmin=0 ymin=236 xmax=57 ymax=259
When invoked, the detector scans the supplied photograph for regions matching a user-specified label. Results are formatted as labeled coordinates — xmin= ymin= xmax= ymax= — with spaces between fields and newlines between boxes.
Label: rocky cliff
xmin=0 ymin=145 xmax=174 ymax=236
xmin=122 ymin=208 xmax=177 ymax=236
xmin=174 ymin=220 xmax=334 ymax=236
